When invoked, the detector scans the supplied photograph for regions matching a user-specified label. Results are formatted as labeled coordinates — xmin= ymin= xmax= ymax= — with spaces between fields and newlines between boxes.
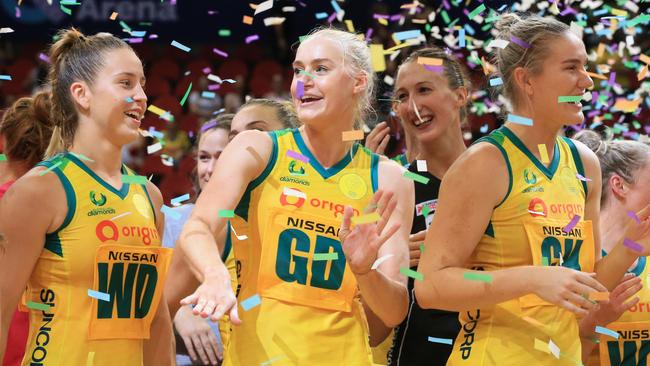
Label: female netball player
xmin=0 ymin=91 xmax=55 ymax=366
xmin=0 ymin=28 xmax=173 ymax=365
xmin=228 ymin=98 xmax=300 ymax=141
xmin=176 ymin=28 xmax=414 ymax=365
xmin=378 ymin=47 xmax=470 ymax=366
xmin=574 ymin=130 xmax=650 ymax=365
xmin=414 ymin=13 xmax=650 ymax=365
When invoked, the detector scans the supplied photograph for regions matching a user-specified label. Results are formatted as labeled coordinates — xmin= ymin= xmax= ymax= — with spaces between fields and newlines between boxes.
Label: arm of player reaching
xmin=176 ymin=130 xmax=272 ymax=323
xmin=414 ymin=143 xmax=607 ymax=314
xmin=340 ymin=159 xmax=414 ymax=328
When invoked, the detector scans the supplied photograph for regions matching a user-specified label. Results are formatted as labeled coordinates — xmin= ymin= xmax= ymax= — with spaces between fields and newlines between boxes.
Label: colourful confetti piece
xmin=218 ymin=29 xmax=231 ymax=37
xmin=0 ymin=75 xmax=12 ymax=81
xmin=562 ymin=215 xmax=581 ymax=234
xmin=369 ymin=44 xmax=386 ymax=72
xmin=147 ymin=142 xmax=162 ymax=155
xmin=458 ymin=29 xmax=466 ymax=47
xmin=351 ymin=212 xmax=381 ymax=225
xmin=87 ymin=351 xmax=95 ymax=366
xmin=463 ymin=272 xmax=493 ymax=283
xmin=534 ymin=338 xmax=550 ymax=354
xmin=400 ymin=267 xmax=424 ymax=281
xmin=403 ymin=171 xmax=430 ymax=185
xmin=38 ymin=161 xmax=62 ymax=176
xmin=417 ymin=57 xmax=443 ymax=66
xmin=245 ymin=34 xmax=260 ymax=44
xmin=161 ymin=205 xmax=181 ymax=220
xmin=589 ymin=292 xmax=610 ymax=301
xmin=254 ymin=0 xmax=273 ymax=15
xmin=286 ymin=150 xmax=310 ymax=163
xmin=0 ymin=154 xmax=6 ymax=161
xmin=241 ymin=294 xmax=261 ymax=311
xmin=428 ymin=336 xmax=453 ymax=345
xmin=371 ymin=254 xmax=393 ymax=270
xmin=558 ymin=95 xmax=582 ymax=103
xmin=171 ymin=193 xmax=190 ymax=206
xmin=623 ymin=238 xmax=643 ymax=252
xmin=576 ymin=173 xmax=591 ymax=182
xmin=87 ymin=289 xmax=110 ymax=302
xmin=489 ymin=77 xmax=503 ymax=86
xmin=218 ymin=209 xmax=235 ymax=218
xmin=538 ymin=144 xmax=550 ymax=164
xmin=121 ymin=175 xmax=148 ymax=184
xmin=342 ymin=130 xmax=364 ymax=141
xmin=627 ymin=211 xmax=641 ymax=225
xmin=109 ymin=12 xmax=118 ymax=20
xmin=595 ymin=326 xmax=619 ymax=339
xmin=416 ymin=160 xmax=427 ymax=172
xmin=296 ymin=80 xmax=304 ymax=99
xmin=243 ymin=15 xmax=253 ymax=24
xmin=468 ymin=3 xmax=486 ymax=19
xmin=313 ymin=252 xmax=339 ymax=261
xmin=507 ymin=114 xmax=533 ymax=126
xmin=393 ymin=29 xmax=422 ymax=41
xmin=179 ymin=82 xmax=192 ymax=106
xmin=170 ymin=40 xmax=190 ymax=52
xmin=26 ymin=301 xmax=50 ymax=311
xmin=510 ymin=36 xmax=530 ymax=48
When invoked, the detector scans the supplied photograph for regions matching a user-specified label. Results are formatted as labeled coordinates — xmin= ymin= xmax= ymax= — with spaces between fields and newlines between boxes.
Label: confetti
xmin=427 ymin=336 xmax=453 ymax=345
xmin=400 ymin=267 xmax=424 ymax=281
xmin=161 ymin=205 xmax=181 ymax=220
xmin=510 ymin=36 xmax=530 ymax=48
xmin=0 ymin=154 xmax=6 ymax=161
xmin=147 ymin=142 xmax=162 ymax=155
xmin=202 ymin=91 xmax=216 ymax=99
xmin=589 ymin=292 xmax=610 ymax=301
xmin=170 ymin=40 xmax=191 ymax=53
xmin=241 ymin=294 xmax=262 ymax=311
xmin=403 ymin=171 xmax=430 ymax=185
xmin=341 ymin=130 xmax=364 ymax=141
xmin=254 ymin=0 xmax=273 ymax=15
xmin=243 ymin=15 xmax=253 ymax=24
xmin=121 ymin=175 xmax=148 ymax=185
xmin=147 ymin=105 xmax=173 ymax=121
xmin=313 ymin=252 xmax=339 ymax=261
xmin=230 ymin=225 xmax=248 ymax=241
xmin=627 ymin=211 xmax=641 ymax=225
xmin=534 ymin=338 xmax=550 ymax=355
xmin=507 ymin=114 xmax=533 ymax=126
xmin=416 ymin=160 xmax=427 ymax=172
xmin=125 ymin=97 xmax=134 ymax=103
xmin=87 ymin=351 xmax=94 ymax=366
xmin=458 ymin=29 xmax=466 ymax=47
xmin=111 ymin=212 xmax=132 ymax=221
xmin=463 ymin=272 xmax=493 ymax=283
xmin=417 ymin=57 xmax=443 ymax=66
xmin=26 ymin=301 xmax=50 ymax=311
xmin=369 ymin=44 xmax=386 ymax=72
xmin=623 ymin=238 xmax=643 ymax=253
xmin=488 ymin=39 xmax=509 ymax=49
xmin=638 ymin=65 xmax=648 ymax=81
xmin=263 ymin=17 xmax=286 ymax=26
xmin=371 ymin=254 xmax=393 ymax=270
xmin=562 ymin=215 xmax=581 ymax=234
xmin=296 ymin=80 xmax=304 ymax=99
xmin=612 ymin=98 xmax=642 ymax=113
xmin=38 ymin=161 xmax=62 ymax=176
xmin=595 ymin=326 xmax=619 ymax=339
xmin=0 ymin=75 xmax=12 ymax=81
xmin=87 ymin=289 xmax=110 ymax=302
xmin=548 ymin=339 xmax=560 ymax=359
xmin=558 ymin=96 xmax=582 ymax=103
xmin=213 ymin=48 xmax=228 ymax=58
xmin=351 ymin=212 xmax=381 ymax=225
xmin=538 ymin=144 xmax=550 ymax=164
xmin=179 ymin=82 xmax=192 ymax=106
xmin=245 ymin=34 xmax=260 ymax=44
xmin=109 ymin=12 xmax=118 ymax=20
xmin=171 ymin=194 xmax=190 ymax=206
xmin=489 ymin=77 xmax=503 ymax=86
xmin=283 ymin=187 xmax=307 ymax=199
xmin=0 ymin=27 xmax=14 ymax=34
xmin=286 ymin=150 xmax=310 ymax=163
xmin=218 ymin=29 xmax=231 ymax=37
xmin=576 ymin=173 xmax=591 ymax=182
xmin=219 ymin=209 xmax=235 ymax=218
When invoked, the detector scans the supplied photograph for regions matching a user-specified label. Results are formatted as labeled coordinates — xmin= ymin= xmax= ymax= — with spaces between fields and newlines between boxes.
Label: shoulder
xmin=566 ymin=137 xmax=600 ymax=171
xmin=145 ymin=180 xmax=163 ymax=207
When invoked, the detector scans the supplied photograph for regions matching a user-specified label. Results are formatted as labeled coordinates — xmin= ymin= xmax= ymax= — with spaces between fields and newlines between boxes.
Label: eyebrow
xmin=292 ymin=58 xmax=334 ymax=67
xmin=245 ymin=120 xmax=269 ymax=129
xmin=561 ymin=58 xmax=587 ymax=65
xmin=115 ymin=71 xmax=146 ymax=83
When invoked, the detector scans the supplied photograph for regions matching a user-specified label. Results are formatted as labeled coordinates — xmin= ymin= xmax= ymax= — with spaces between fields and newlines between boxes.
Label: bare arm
xmin=177 ymin=130 xmax=272 ymax=321
xmin=355 ymin=160 xmax=413 ymax=328
xmin=143 ymin=182 xmax=174 ymax=365
xmin=414 ymin=143 xmax=605 ymax=313
xmin=0 ymin=171 xmax=64 ymax=357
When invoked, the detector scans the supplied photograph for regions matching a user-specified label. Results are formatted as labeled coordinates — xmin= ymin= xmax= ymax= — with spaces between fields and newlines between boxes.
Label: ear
xmin=69 ymin=81 xmax=91 ymax=111
xmin=609 ymin=174 xmax=629 ymax=201
xmin=512 ymin=66 xmax=534 ymax=98
xmin=352 ymin=71 xmax=367 ymax=95
xmin=453 ymin=86 xmax=469 ymax=109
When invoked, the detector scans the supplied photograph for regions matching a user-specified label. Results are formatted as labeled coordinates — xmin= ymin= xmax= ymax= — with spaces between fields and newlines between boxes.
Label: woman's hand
xmin=174 ymin=306 xmax=223 ymax=365
xmin=408 ymin=230 xmax=426 ymax=268
xmin=532 ymin=266 xmax=608 ymax=316
xmin=339 ymin=190 xmax=401 ymax=275
xmin=364 ymin=122 xmax=390 ymax=155
xmin=180 ymin=270 xmax=241 ymax=325
xmin=590 ymin=272 xmax=642 ymax=326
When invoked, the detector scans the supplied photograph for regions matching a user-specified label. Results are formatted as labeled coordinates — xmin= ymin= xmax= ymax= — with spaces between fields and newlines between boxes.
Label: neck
xmin=416 ymin=125 xmax=467 ymax=179
xmin=299 ymin=121 xmax=354 ymax=168
xmin=69 ymin=123 xmax=123 ymax=175
xmin=404 ymin=128 xmax=419 ymax=163
xmin=505 ymin=110 xmax=561 ymax=162
xmin=599 ymin=200 xmax=628 ymax=253
xmin=0 ymin=160 xmax=29 ymax=183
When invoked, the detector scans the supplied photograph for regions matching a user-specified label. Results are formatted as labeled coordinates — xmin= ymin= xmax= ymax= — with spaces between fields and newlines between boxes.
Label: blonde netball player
xmin=574 ymin=130 xmax=650 ymax=365
xmin=414 ymin=13 xmax=650 ymax=365
xmin=0 ymin=28 xmax=173 ymax=365
xmin=176 ymin=28 xmax=414 ymax=365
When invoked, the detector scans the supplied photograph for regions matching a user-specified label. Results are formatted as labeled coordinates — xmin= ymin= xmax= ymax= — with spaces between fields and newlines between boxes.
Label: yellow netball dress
xmin=446 ymin=126 xmax=595 ymax=365
xmin=22 ymin=152 xmax=172 ymax=366
xmin=595 ymin=254 xmax=650 ymax=365
xmin=224 ymin=128 xmax=379 ymax=366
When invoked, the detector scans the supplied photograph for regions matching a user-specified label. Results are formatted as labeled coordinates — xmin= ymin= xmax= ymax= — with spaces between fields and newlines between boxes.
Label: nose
xmin=206 ymin=157 xmax=216 ymax=177
xmin=578 ymin=69 xmax=594 ymax=90
xmin=134 ymin=83 xmax=148 ymax=105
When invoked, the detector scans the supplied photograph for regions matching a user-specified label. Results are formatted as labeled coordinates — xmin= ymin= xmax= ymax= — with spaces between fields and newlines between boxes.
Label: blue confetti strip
xmin=241 ymin=294 xmax=261 ymax=311
xmin=428 ymin=336 xmax=453 ymax=345
xmin=88 ymin=289 xmax=110 ymax=302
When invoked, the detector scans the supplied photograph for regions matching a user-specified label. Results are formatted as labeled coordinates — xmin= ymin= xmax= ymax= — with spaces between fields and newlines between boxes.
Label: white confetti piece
xmin=371 ymin=254 xmax=394 ymax=270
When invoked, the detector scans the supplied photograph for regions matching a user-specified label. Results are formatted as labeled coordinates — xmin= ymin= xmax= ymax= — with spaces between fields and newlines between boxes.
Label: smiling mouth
xmin=300 ymin=96 xmax=323 ymax=105
xmin=413 ymin=115 xmax=433 ymax=127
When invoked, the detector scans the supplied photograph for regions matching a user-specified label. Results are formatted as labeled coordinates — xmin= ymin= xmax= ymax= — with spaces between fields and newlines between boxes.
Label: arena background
xmin=0 ymin=0 xmax=647 ymax=202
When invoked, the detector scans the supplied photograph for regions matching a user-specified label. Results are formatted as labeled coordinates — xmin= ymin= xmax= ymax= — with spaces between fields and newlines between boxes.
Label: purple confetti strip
xmin=389 ymin=14 xmax=402 ymax=22
xmin=202 ymin=67 xmax=211 ymax=74
xmin=208 ymin=84 xmax=221 ymax=91
xmin=327 ymin=12 xmax=337 ymax=23
xmin=424 ymin=65 xmax=445 ymax=72
xmin=510 ymin=36 xmax=531 ymax=49
xmin=365 ymin=28 xmax=373 ymax=41
xmin=213 ymin=48 xmax=228 ymax=58
xmin=296 ymin=81 xmax=304 ymax=99
xmin=562 ymin=215 xmax=581 ymax=234
xmin=608 ymin=72 xmax=616 ymax=87
xmin=127 ymin=38 xmax=143 ymax=44
xmin=442 ymin=0 xmax=450 ymax=10
xmin=624 ymin=238 xmax=643 ymax=253
xmin=38 ymin=53 xmax=50 ymax=63
xmin=286 ymin=150 xmax=310 ymax=163
xmin=576 ymin=173 xmax=592 ymax=182
xmin=627 ymin=211 xmax=641 ymax=225
xmin=148 ymin=34 xmax=158 ymax=39
xmin=373 ymin=13 xmax=389 ymax=19
xmin=245 ymin=34 xmax=260 ymax=44
xmin=200 ymin=120 xmax=219 ymax=133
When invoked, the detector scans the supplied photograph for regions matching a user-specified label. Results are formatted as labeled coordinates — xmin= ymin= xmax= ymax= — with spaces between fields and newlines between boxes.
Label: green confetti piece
xmin=463 ymin=271 xmax=493 ymax=283
xmin=121 ymin=175 xmax=148 ymax=184
xmin=422 ymin=205 xmax=431 ymax=217
xmin=299 ymin=69 xmax=316 ymax=79
xmin=39 ymin=161 xmax=62 ymax=176
xmin=558 ymin=96 xmax=582 ymax=103
xmin=313 ymin=253 xmax=339 ymax=261
xmin=627 ymin=14 xmax=650 ymax=28
xmin=0 ymin=154 xmax=6 ymax=161
xmin=218 ymin=29 xmax=231 ymax=37
xmin=70 ymin=152 xmax=94 ymax=162
xmin=27 ymin=301 xmax=51 ymax=311
xmin=603 ymin=113 xmax=613 ymax=120
xmin=180 ymin=82 xmax=192 ymax=106
xmin=119 ymin=20 xmax=132 ymax=32
xmin=400 ymin=267 xmax=424 ymax=281
xmin=425 ymin=24 xmax=431 ymax=32
xmin=541 ymin=257 xmax=549 ymax=266
xmin=468 ymin=3 xmax=486 ymax=20
xmin=448 ymin=18 xmax=459 ymax=27
xmin=419 ymin=243 xmax=425 ymax=253
xmin=403 ymin=171 xmax=430 ymax=185
xmin=633 ymin=121 xmax=641 ymax=129
xmin=441 ymin=10 xmax=450 ymax=24
xmin=60 ymin=5 xmax=72 ymax=15
xmin=218 ymin=209 xmax=235 ymax=218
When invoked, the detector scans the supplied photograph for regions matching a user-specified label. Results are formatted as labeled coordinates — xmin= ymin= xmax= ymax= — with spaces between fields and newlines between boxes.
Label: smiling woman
xmin=0 ymin=28 xmax=174 ymax=366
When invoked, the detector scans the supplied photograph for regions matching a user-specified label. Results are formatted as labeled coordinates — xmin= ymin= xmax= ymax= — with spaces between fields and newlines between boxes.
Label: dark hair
xmin=46 ymin=27 xmax=134 ymax=157
xmin=574 ymin=130 xmax=650 ymax=206
xmin=491 ymin=13 xmax=570 ymax=109
xmin=399 ymin=47 xmax=472 ymax=125
xmin=0 ymin=91 xmax=55 ymax=167
xmin=239 ymin=98 xmax=300 ymax=129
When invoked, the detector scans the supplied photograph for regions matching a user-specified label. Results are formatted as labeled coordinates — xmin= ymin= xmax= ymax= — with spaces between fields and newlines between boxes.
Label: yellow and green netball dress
xmin=447 ymin=126 xmax=595 ymax=366
xmin=225 ymin=128 xmax=380 ymax=366
xmin=22 ymin=153 xmax=172 ymax=366
xmin=594 ymin=255 xmax=650 ymax=365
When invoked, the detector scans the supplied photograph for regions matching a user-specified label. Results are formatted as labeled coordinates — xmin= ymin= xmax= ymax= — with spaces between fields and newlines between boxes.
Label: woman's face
xmin=624 ymin=158 xmax=650 ymax=214
xmin=393 ymin=61 xmax=466 ymax=145
xmin=196 ymin=128 xmax=229 ymax=189
xmin=526 ymin=32 xmax=594 ymax=127
xmin=229 ymin=105 xmax=285 ymax=141
xmin=82 ymin=48 xmax=147 ymax=147
xmin=290 ymin=36 xmax=364 ymax=127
